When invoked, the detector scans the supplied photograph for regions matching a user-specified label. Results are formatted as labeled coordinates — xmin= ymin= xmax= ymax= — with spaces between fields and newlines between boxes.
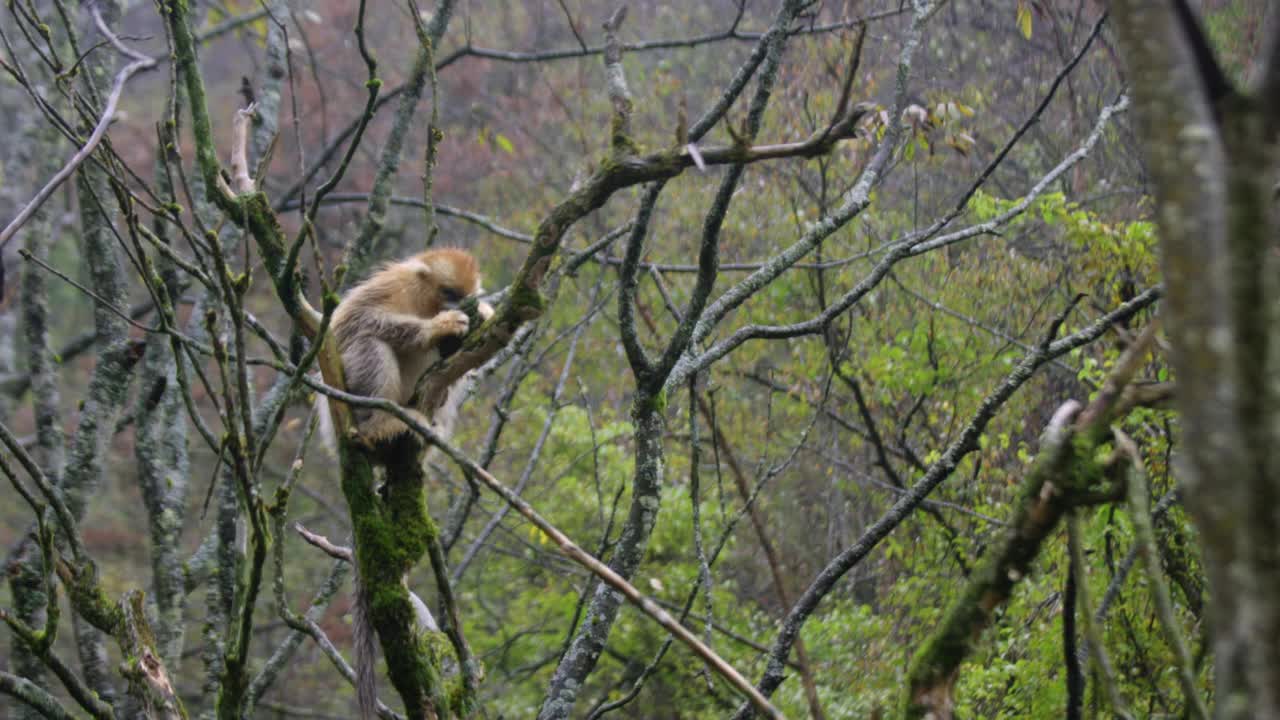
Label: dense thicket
xmin=0 ymin=2 xmax=1275 ymax=719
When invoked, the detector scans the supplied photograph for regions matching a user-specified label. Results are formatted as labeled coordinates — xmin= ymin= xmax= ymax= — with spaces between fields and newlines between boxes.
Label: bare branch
xmin=675 ymin=93 xmax=1130 ymax=384
xmin=295 ymin=524 xmax=353 ymax=562
xmin=0 ymin=32 xmax=157 ymax=248
xmin=230 ymin=104 xmax=258 ymax=194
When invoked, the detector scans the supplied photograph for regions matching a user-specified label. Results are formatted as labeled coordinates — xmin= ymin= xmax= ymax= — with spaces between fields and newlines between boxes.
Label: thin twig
xmin=1068 ymin=515 xmax=1132 ymax=719
xmin=1115 ymin=430 xmax=1209 ymax=720
xmin=0 ymin=10 xmax=157 ymax=247
xmin=295 ymin=524 xmax=353 ymax=561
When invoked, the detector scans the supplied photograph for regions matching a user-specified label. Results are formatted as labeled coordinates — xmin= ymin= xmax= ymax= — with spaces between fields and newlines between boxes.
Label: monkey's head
xmin=411 ymin=248 xmax=484 ymax=315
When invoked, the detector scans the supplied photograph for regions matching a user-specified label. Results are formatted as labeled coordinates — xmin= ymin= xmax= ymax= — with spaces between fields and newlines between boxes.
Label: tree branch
xmin=734 ymin=288 xmax=1160 ymax=715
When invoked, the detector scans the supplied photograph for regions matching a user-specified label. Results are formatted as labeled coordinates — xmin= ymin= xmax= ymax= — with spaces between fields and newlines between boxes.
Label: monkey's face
xmin=414 ymin=248 xmax=484 ymax=314
xmin=437 ymin=278 xmax=479 ymax=309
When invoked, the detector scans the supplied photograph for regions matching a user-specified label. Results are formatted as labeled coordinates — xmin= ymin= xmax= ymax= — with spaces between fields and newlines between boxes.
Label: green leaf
xmin=1016 ymin=1 xmax=1033 ymax=39
xmin=495 ymin=133 xmax=516 ymax=155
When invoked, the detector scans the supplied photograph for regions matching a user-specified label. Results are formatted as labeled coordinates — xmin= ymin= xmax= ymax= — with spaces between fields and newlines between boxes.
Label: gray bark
xmin=8 ymin=92 xmax=65 ymax=720
xmin=1096 ymin=4 xmax=1279 ymax=718
xmin=538 ymin=398 xmax=666 ymax=720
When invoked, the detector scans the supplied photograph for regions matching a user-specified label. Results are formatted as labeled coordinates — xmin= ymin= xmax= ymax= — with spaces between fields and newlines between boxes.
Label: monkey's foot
xmin=353 ymin=409 xmax=434 ymax=449
xmin=345 ymin=426 xmax=379 ymax=452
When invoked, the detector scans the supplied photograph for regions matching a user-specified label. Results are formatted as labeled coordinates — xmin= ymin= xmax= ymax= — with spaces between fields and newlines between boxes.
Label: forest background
xmin=0 ymin=1 xmax=1275 ymax=719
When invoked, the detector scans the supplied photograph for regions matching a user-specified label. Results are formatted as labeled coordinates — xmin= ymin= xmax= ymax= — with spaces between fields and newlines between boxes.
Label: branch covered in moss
xmin=51 ymin=560 xmax=187 ymax=719
xmin=902 ymin=401 xmax=1100 ymax=718
xmin=0 ymin=671 xmax=77 ymax=720
xmin=902 ymin=326 xmax=1160 ymax=719
xmin=338 ymin=433 xmax=451 ymax=719
xmin=161 ymin=1 xmax=322 ymax=335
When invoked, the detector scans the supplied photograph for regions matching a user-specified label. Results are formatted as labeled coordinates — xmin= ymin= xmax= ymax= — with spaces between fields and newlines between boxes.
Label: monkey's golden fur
xmin=330 ymin=248 xmax=493 ymax=445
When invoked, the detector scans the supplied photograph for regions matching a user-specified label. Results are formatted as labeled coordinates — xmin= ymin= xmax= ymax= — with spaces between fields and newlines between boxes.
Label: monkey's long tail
xmin=352 ymin=570 xmax=442 ymax=719
xmin=315 ymin=391 xmax=340 ymax=459
xmin=352 ymin=564 xmax=379 ymax=720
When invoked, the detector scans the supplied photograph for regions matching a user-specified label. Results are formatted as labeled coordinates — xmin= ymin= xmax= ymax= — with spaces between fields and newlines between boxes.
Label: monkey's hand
xmin=426 ymin=310 xmax=470 ymax=342
xmin=437 ymin=302 xmax=488 ymax=360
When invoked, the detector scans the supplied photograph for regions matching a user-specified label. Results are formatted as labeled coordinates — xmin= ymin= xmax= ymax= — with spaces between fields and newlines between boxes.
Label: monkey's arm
xmin=366 ymin=310 xmax=469 ymax=351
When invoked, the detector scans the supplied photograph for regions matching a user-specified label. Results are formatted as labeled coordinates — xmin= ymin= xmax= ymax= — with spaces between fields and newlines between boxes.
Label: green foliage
xmin=0 ymin=1 xmax=1212 ymax=717
xmin=970 ymin=189 xmax=1159 ymax=303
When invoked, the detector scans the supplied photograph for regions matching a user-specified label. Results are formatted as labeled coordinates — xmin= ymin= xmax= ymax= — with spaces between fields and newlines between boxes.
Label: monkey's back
xmin=331 ymin=262 xmax=439 ymax=347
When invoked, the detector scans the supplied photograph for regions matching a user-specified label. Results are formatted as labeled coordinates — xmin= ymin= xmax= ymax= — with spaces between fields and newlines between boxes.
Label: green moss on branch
xmin=340 ymin=435 xmax=448 ymax=718
xmin=902 ymin=423 xmax=1106 ymax=719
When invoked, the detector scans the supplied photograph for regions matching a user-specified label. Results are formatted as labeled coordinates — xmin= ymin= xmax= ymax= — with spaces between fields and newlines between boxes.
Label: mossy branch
xmin=902 ymin=401 xmax=1100 ymax=719
xmin=52 ymin=560 xmax=187 ymax=719
xmin=120 ymin=593 xmax=188 ymax=720
xmin=0 ymin=579 xmax=112 ymax=719
xmin=163 ymin=2 xmax=322 ymax=336
xmin=0 ymin=671 xmax=77 ymax=720
xmin=163 ymin=0 xmax=223 ymax=212
xmin=902 ymin=323 xmax=1161 ymax=719
xmin=339 ymin=435 xmax=448 ymax=719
